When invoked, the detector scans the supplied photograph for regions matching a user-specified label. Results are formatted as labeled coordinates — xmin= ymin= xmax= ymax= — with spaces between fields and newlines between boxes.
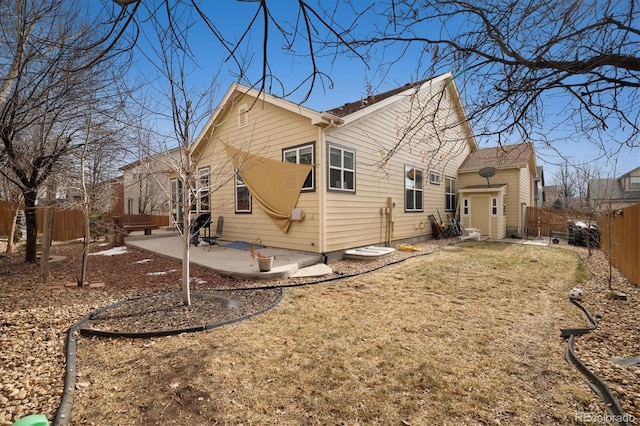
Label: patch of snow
xmin=89 ymin=246 xmax=128 ymax=256
xmin=135 ymin=259 xmax=153 ymax=264
xmin=190 ymin=277 xmax=207 ymax=285
xmin=146 ymin=269 xmax=177 ymax=276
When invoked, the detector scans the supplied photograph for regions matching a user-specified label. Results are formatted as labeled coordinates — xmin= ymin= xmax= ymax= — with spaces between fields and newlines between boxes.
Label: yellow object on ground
xmin=397 ymin=244 xmax=423 ymax=252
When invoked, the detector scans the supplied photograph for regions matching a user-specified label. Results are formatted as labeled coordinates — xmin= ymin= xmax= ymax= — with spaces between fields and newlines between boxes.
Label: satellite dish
xmin=478 ymin=166 xmax=497 ymax=187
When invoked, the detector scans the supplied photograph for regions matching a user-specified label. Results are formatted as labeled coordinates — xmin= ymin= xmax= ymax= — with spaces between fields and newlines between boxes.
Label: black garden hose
xmin=561 ymin=298 xmax=632 ymax=426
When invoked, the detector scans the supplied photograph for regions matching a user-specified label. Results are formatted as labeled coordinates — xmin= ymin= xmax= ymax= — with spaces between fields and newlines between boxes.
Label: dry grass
xmin=72 ymin=242 xmax=606 ymax=425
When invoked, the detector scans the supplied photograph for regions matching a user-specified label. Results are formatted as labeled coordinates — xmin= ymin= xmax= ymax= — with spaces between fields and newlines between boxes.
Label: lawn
xmin=72 ymin=242 xmax=606 ymax=425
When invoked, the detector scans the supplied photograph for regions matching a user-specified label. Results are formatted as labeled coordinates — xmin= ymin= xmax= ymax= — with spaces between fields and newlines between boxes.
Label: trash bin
xmin=567 ymin=222 xmax=583 ymax=246
xmin=567 ymin=221 xmax=600 ymax=247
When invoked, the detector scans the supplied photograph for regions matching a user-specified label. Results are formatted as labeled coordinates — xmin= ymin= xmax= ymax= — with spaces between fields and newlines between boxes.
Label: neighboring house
xmin=587 ymin=166 xmax=640 ymax=210
xmin=121 ymin=147 xmax=181 ymax=216
xmin=94 ymin=176 xmax=124 ymax=214
xmin=190 ymin=73 xmax=477 ymax=258
xmin=457 ymin=143 xmax=538 ymax=239
xmin=534 ymin=166 xmax=545 ymax=207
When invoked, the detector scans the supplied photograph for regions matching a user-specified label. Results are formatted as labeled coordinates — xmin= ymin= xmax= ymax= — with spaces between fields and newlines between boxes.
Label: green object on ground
xmin=11 ymin=414 xmax=49 ymax=426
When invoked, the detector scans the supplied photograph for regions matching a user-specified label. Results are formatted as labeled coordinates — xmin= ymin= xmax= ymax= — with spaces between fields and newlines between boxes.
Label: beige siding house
xmin=191 ymin=73 xmax=477 ymax=258
xmin=121 ymin=148 xmax=181 ymax=216
xmin=587 ymin=166 xmax=640 ymax=210
xmin=457 ymin=143 xmax=537 ymax=239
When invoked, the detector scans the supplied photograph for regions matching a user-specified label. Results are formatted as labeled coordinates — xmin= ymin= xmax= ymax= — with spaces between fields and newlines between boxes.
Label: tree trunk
xmin=6 ymin=203 xmax=18 ymax=254
xmin=23 ymin=189 xmax=38 ymax=263
xmin=181 ymin=187 xmax=191 ymax=306
xmin=39 ymin=206 xmax=54 ymax=285
xmin=79 ymin=151 xmax=90 ymax=286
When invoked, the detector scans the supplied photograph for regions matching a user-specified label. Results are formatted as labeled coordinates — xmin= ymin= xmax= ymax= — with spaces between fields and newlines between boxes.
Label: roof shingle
xmin=459 ymin=143 xmax=533 ymax=171
xmin=325 ymin=80 xmax=428 ymax=118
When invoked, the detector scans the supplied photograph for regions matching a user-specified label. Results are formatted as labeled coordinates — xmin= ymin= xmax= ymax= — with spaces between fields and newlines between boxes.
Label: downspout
xmin=319 ymin=118 xmax=341 ymax=261
xmin=318 ymin=125 xmax=326 ymax=256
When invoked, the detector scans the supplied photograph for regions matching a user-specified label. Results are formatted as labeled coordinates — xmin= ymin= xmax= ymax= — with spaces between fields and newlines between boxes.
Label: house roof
xmin=325 ymin=79 xmax=429 ymax=118
xmin=192 ymin=73 xmax=477 ymax=153
xmin=619 ymin=165 xmax=640 ymax=179
xmin=119 ymin=146 xmax=182 ymax=171
xmin=461 ymin=183 xmax=508 ymax=189
xmin=459 ymin=142 xmax=536 ymax=172
xmin=191 ymin=83 xmax=344 ymax=153
xmin=588 ymin=178 xmax=640 ymax=201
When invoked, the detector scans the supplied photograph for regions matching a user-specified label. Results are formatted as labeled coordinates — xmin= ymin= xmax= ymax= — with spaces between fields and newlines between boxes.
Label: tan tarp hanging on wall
xmin=225 ymin=144 xmax=313 ymax=233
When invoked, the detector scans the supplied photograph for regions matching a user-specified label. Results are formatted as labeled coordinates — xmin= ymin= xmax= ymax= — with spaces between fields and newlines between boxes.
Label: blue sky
xmin=115 ymin=0 xmax=639 ymax=181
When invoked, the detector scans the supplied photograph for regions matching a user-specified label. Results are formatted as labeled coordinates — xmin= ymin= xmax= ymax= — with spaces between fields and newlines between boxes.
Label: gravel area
xmin=0 ymin=237 xmax=638 ymax=424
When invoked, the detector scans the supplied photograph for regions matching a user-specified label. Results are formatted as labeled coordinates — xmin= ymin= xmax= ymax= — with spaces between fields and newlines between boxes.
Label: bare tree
xmin=103 ymin=1 xmax=638 ymax=167
xmin=552 ymin=163 xmax=577 ymax=209
xmin=347 ymin=0 xmax=639 ymax=160
xmin=105 ymin=0 xmax=365 ymax=101
xmin=74 ymin=100 xmax=126 ymax=286
xmin=136 ymin=2 xmax=231 ymax=306
xmin=0 ymin=0 xmax=130 ymax=262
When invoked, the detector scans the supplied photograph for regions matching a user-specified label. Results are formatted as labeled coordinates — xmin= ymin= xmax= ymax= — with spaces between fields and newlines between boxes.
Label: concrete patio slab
xmin=123 ymin=233 xmax=324 ymax=280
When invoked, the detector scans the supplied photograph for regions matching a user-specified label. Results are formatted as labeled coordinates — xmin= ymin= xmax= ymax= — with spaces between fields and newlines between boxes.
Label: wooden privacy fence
xmin=525 ymin=207 xmax=597 ymax=237
xmin=599 ymin=204 xmax=639 ymax=286
xmin=0 ymin=200 xmax=16 ymax=237
xmin=0 ymin=200 xmax=169 ymax=242
xmin=526 ymin=205 xmax=639 ymax=286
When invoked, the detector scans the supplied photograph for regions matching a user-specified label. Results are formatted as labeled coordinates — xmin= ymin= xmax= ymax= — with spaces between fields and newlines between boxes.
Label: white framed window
xmin=127 ymin=198 xmax=134 ymax=214
xmin=199 ymin=167 xmax=210 ymax=212
xmin=491 ymin=197 xmax=498 ymax=215
xmin=238 ymin=104 xmax=248 ymax=128
xmin=328 ymin=144 xmax=355 ymax=192
xmin=235 ymin=172 xmax=251 ymax=213
xmin=630 ymin=176 xmax=640 ymax=190
xmin=429 ymin=171 xmax=441 ymax=185
xmin=405 ymin=165 xmax=423 ymax=211
xmin=445 ymin=176 xmax=457 ymax=211
xmin=283 ymin=142 xmax=315 ymax=191
xmin=463 ymin=198 xmax=469 ymax=215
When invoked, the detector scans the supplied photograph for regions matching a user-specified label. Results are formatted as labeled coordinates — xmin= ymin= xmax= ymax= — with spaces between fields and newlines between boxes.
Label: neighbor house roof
xmin=588 ymin=178 xmax=640 ymax=201
xmin=459 ymin=142 xmax=536 ymax=172
xmin=619 ymin=166 xmax=640 ymax=179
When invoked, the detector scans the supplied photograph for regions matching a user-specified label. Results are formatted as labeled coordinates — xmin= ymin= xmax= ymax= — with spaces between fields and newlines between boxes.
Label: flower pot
xmin=257 ymin=256 xmax=274 ymax=272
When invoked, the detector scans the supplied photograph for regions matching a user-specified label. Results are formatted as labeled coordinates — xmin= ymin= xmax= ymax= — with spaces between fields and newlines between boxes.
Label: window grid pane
xmin=235 ymin=173 xmax=251 ymax=212
xmin=405 ymin=166 xmax=423 ymax=212
xmin=284 ymin=144 xmax=314 ymax=190
xmin=445 ymin=176 xmax=457 ymax=211
xmin=328 ymin=146 xmax=355 ymax=191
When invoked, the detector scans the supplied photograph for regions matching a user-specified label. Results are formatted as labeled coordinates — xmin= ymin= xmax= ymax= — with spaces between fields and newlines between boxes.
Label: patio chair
xmin=206 ymin=215 xmax=225 ymax=250
xmin=459 ymin=226 xmax=481 ymax=241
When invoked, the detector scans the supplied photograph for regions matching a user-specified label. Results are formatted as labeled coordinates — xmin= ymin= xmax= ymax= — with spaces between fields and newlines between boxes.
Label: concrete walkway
xmin=124 ymin=232 xmax=330 ymax=280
